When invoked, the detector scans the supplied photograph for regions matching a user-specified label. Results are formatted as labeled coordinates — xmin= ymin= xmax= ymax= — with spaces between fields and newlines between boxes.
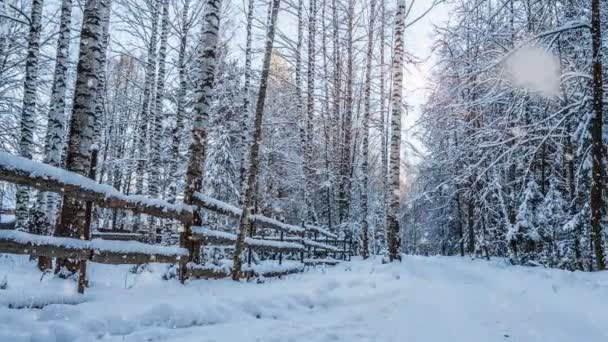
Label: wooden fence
xmin=0 ymin=152 xmax=351 ymax=292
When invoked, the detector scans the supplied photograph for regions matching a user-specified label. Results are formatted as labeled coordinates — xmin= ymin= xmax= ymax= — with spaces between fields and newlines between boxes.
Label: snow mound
xmin=503 ymin=45 xmax=560 ymax=97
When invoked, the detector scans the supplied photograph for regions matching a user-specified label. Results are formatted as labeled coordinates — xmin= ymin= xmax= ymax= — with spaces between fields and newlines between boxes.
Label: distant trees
xmin=407 ymin=0 xmax=608 ymax=271
xmin=0 ymin=0 xmax=455 ymax=270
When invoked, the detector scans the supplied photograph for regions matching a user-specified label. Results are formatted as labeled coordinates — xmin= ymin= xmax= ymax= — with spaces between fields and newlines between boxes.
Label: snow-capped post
xmin=54 ymin=0 xmax=112 ymax=275
xmin=231 ymin=0 xmax=282 ymax=281
xmin=180 ymin=0 xmax=223 ymax=282
xmin=78 ymin=148 xmax=99 ymax=294
xmin=386 ymin=0 xmax=406 ymax=262
xmin=15 ymin=0 xmax=44 ymax=232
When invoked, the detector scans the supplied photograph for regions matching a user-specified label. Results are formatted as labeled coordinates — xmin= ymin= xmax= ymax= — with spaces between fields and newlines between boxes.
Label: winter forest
xmin=0 ymin=0 xmax=607 ymax=341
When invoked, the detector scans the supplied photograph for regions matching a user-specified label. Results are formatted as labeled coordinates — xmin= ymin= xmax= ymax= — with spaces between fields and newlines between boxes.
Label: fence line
xmin=0 ymin=152 xmax=349 ymax=292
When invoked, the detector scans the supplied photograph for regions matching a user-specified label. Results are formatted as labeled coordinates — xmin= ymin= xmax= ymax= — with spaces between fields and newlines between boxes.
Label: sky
xmin=401 ymin=1 xmax=451 ymax=161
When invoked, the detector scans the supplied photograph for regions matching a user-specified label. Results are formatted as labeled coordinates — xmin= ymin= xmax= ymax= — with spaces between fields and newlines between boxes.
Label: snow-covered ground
xmin=1 ymin=255 xmax=606 ymax=342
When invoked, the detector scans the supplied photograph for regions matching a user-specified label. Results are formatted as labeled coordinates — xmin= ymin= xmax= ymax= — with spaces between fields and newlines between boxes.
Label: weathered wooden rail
xmin=0 ymin=152 xmax=348 ymax=291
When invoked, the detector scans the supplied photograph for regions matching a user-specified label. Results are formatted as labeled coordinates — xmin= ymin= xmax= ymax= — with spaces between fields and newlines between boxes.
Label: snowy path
xmin=1 ymin=255 xmax=607 ymax=342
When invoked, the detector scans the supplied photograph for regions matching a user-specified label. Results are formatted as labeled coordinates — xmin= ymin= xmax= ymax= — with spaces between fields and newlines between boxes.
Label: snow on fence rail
xmin=194 ymin=193 xmax=305 ymax=234
xmin=0 ymin=230 xmax=188 ymax=264
xmin=191 ymin=226 xmax=305 ymax=252
xmin=191 ymin=226 xmax=341 ymax=253
xmin=304 ymin=224 xmax=338 ymax=239
xmin=186 ymin=260 xmax=305 ymax=279
xmin=0 ymin=152 xmax=194 ymax=223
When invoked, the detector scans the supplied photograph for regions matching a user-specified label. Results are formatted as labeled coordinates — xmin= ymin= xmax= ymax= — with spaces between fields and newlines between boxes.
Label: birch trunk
xmin=169 ymin=0 xmax=190 ymax=203
xmin=378 ymin=0 xmax=388 ymax=250
xmin=338 ymin=0 xmax=354 ymax=224
xmin=33 ymin=0 xmax=73 ymax=270
xmin=304 ymin=0 xmax=316 ymax=222
xmin=54 ymin=0 xmax=112 ymax=273
xmin=386 ymin=0 xmax=406 ymax=262
xmin=360 ymin=0 xmax=376 ymax=259
xmin=15 ymin=0 xmax=44 ymax=232
xmin=238 ymin=0 xmax=255 ymax=196
xmin=180 ymin=0 xmax=223 ymax=281
xmin=135 ymin=0 xmax=160 ymax=199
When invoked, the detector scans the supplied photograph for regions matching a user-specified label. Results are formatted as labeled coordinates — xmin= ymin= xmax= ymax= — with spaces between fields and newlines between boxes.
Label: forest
xmin=0 ymin=0 xmax=607 ymax=340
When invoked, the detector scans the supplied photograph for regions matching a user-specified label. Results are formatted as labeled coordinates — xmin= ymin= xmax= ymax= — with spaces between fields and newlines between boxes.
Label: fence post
xmin=348 ymin=235 xmax=353 ymax=261
xmin=78 ymin=148 xmax=98 ymax=294
xmin=247 ymin=219 xmax=254 ymax=267
xmin=278 ymin=217 xmax=284 ymax=265
xmin=300 ymin=222 xmax=305 ymax=263
xmin=342 ymin=233 xmax=347 ymax=261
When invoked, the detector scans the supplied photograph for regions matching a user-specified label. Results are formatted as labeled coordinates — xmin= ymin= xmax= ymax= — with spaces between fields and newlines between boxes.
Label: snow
xmin=193 ymin=193 xmax=305 ymax=234
xmin=1 ymin=255 xmax=606 ymax=341
xmin=192 ymin=226 xmax=305 ymax=250
xmin=0 ymin=214 xmax=15 ymax=224
xmin=192 ymin=226 xmax=237 ymax=241
xmin=304 ymin=224 xmax=338 ymax=239
xmin=0 ymin=151 xmax=193 ymax=217
xmin=303 ymin=238 xmax=339 ymax=252
xmin=251 ymin=214 xmax=304 ymax=234
xmin=503 ymin=45 xmax=561 ymax=97
xmin=0 ymin=230 xmax=188 ymax=257
xmin=194 ymin=193 xmax=242 ymax=217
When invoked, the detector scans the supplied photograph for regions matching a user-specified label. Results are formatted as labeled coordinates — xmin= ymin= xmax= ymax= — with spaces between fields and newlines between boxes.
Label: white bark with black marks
xmin=386 ymin=0 xmax=405 ymax=262
xmin=15 ymin=0 xmax=45 ymax=232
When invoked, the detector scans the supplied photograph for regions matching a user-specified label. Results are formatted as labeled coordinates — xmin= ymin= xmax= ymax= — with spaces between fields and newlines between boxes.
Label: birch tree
xmin=15 ymin=0 xmax=44 ymax=231
xmin=386 ymin=0 xmax=406 ymax=262
xmin=180 ymin=0 xmax=223 ymax=280
xmin=360 ymin=0 xmax=376 ymax=259
xmin=54 ymin=0 xmax=112 ymax=274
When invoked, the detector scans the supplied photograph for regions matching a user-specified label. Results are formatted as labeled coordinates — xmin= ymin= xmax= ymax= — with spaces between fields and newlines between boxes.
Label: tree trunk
xmin=15 ymin=0 xmax=45 ymax=232
xmin=135 ymin=0 xmax=160 ymax=203
xmin=304 ymin=0 xmax=317 ymax=222
xmin=238 ymin=0 xmax=255 ymax=195
xmin=232 ymin=0 xmax=282 ymax=280
xmin=386 ymin=0 xmax=406 ymax=262
xmin=54 ymin=0 xmax=112 ymax=274
xmin=589 ymin=0 xmax=605 ymax=271
xmin=338 ymin=0 xmax=354 ymax=225
xmin=169 ymin=0 xmax=190 ymax=203
xmin=360 ymin=0 xmax=376 ymax=259
xmin=34 ymin=0 xmax=73 ymax=271
xmin=180 ymin=0 xmax=224 ymax=282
